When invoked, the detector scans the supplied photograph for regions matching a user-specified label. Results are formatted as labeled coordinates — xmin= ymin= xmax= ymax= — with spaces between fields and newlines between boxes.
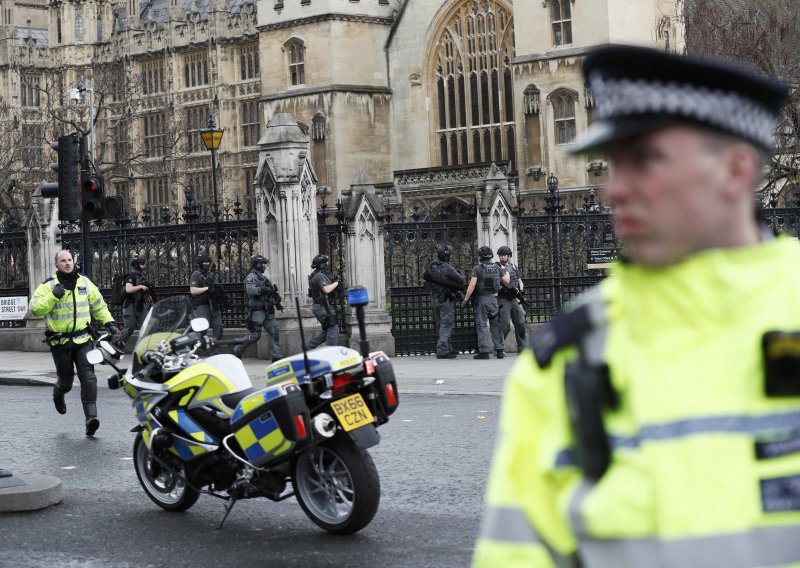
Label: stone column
xmin=341 ymin=170 xmax=394 ymax=356
xmin=475 ymin=162 xmax=518 ymax=256
xmin=254 ymin=113 xmax=320 ymax=357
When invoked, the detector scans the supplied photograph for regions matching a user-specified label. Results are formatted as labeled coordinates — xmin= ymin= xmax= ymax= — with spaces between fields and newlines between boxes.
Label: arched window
xmin=431 ymin=0 xmax=515 ymax=167
xmin=75 ymin=8 xmax=83 ymax=42
xmin=551 ymin=0 xmax=572 ymax=46
xmin=284 ymin=38 xmax=305 ymax=86
xmin=551 ymin=89 xmax=577 ymax=145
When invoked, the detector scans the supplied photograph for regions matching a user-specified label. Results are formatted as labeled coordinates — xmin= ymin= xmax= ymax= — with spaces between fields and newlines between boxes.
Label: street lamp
xmin=200 ymin=114 xmax=224 ymax=262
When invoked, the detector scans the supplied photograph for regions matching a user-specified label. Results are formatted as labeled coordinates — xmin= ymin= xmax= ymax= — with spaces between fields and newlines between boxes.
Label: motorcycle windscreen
xmin=132 ymin=296 xmax=194 ymax=373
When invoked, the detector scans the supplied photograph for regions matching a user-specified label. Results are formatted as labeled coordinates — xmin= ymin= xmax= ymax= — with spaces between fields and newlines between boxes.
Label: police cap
xmin=571 ymin=45 xmax=790 ymax=154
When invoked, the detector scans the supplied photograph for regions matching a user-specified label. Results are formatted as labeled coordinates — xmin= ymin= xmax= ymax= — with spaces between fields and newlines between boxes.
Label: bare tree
xmin=662 ymin=0 xmax=800 ymax=201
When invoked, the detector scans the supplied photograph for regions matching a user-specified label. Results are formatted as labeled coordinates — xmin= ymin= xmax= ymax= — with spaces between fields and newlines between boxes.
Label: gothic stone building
xmin=1 ymin=0 xmax=682 ymax=218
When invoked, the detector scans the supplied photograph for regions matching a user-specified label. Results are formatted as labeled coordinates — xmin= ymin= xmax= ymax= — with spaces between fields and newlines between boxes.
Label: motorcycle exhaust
xmin=312 ymin=413 xmax=336 ymax=438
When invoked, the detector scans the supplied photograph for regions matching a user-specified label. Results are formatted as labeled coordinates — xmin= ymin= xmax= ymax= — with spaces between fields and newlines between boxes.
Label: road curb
xmin=0 ymin=377 xmax=53 ymax=387
xmin=0 ymin=473 xmax=63 ymax=513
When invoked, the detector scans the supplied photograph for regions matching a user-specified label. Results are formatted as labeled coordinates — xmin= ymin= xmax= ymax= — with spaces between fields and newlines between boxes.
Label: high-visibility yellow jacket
xmin=474 ymin=236 xmax=800 ymax=568
xmin=29 ymin=273 xmax=114 ymax=345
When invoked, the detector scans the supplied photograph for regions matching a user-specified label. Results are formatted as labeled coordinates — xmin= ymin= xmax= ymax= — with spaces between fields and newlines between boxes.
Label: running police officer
xmin=233 ymin=254 xmax=284 ymax=361
xmin=474 ymin=45 xmax=800 ymax=567
xmin=462 ymin=246 xmax=509 ymax=359
xmin=189 ymin=253 xmax=223 ymax=339
xmin=116 ymin=256 xmax=150 ymax=351
xmin=495 ymin=245 xmax=526 ymax=352
xmin=29 ymin=250 xmax=117 ymax=437
xmin=424 ymin=245 xmax=466 ymax=359
xmin=307 ymin=254 xmax=340 ymax=348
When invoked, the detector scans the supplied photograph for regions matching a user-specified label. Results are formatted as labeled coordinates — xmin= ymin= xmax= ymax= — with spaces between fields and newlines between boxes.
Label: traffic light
xmin=81 ymin=173 xmax=105 ymax=220
xmin=38 ymin=133 xmax=81 ymax=221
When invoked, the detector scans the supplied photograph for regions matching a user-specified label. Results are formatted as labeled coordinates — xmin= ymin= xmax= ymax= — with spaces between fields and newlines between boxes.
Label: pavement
xmin=0 ymin=348 xmax=517 ymax=512
xmin=0 ymin=349 xmax=518 ymax=396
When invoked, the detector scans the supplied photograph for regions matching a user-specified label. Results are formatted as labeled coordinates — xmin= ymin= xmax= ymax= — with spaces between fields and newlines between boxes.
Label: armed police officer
xmin=307 ymin=254 xmax=340 ymax=349
xmin=475 ymin=46 xmax=800 ymax=567
xmin=233 ymin=254 xmax=284 ymax=361
xmin=495 ymin=245 xmax=526 ymax=352
xmin=116 ymin=256 xmax=152 ymax=351
xmin=462 ymin=246 xmax=509 ymax=359
xmin=424 ymin=245 xmax=466 ymax=359
xmin=29 ymin=250 xmax=117 ymax=437
xmin=189 ymin=253 xmax=223 ymax=339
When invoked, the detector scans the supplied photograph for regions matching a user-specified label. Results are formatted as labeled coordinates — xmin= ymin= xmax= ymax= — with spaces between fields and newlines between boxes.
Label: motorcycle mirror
xmin=99 ymin=340 xmax=124 ymax=360
xmin=191 ymin=317 xmax=210 ymax=333
xmin=347 ymin=286 xmax=369 ymax=308
xmin=86 ymin=349 xmax=104 ymax=365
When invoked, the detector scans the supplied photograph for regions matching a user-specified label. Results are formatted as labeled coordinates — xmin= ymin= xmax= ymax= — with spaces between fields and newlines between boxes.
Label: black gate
xmin=517 ymin=176 xmax=619 ymax=322
xmin=384 ymin=203 xmax=478 ymax=355
xmin=0 ymin=218 xmax=29 ymax=328
xmin=60 ymin=199 xmax=258 ymax=327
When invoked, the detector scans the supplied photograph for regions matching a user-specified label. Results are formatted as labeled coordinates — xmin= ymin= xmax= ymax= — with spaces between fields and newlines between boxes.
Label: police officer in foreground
xmin=307 ymin=254 xmax=339 ymax=349
xmin=424 ymin=245 xmax=466 ymax=359
xmin=462 ymin=246 xmax=509 ymax=359
xmin=495 ymin=245 xmax=526 ymax=352
xmin=474 ymin=46 xmax=800 ymax=567
xmin=233 ymin=254 xmax=284 ymax=361
xmin=189 ymin=253 xmax=223 ymax=339
xmin=29 ymin=250 xmax=117 ymax=437
xmin=116 ymin=256 xmax=151 ymax=350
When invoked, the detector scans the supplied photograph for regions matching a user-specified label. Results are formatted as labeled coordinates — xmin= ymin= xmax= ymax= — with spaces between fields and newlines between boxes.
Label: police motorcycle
xmin=87 ymin=285 xmax=399 ymax=533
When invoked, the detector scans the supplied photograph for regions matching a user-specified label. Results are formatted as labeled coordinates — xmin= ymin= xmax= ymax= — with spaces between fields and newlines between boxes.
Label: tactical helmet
xmin=478 ymin=246 xmax=493 ymax=261
xmin=311 ymin=254 xmax=330 ymax=269
xmin=130 ymin=256 xmax=146 ymax=269
xmin=196 ymin=253 xmax=212 ymax=267
xmin=436 ymin=246 xmax=452 ymax=261
xmin=251 ymin=254 xmax=268 ymax=270
xmin=497 ymin=245 xmax=512 ymax=257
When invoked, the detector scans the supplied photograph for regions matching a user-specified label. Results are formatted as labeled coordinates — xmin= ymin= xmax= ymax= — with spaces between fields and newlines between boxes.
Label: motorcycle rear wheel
xmin=292 ymin=435 xmax=380 ymax=534
xmin=133 ymin=432 xmax=200 ymax=512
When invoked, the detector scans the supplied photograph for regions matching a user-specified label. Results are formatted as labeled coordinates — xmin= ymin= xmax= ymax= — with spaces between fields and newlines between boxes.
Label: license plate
xmin=330 ymin=393 xmax=375 ymax=432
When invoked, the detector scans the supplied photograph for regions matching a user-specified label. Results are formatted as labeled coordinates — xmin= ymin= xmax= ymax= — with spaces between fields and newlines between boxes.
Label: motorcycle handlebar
xmin=209 ymin=337 xmax=249 ymax=346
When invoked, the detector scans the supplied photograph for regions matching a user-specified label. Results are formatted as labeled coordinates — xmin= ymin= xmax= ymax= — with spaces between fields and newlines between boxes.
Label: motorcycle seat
xmin=221 ymin=386 xmax=262 ymax=409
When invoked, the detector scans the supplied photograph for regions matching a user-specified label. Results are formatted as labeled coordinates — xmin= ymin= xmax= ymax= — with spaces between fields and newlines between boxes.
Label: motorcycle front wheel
xmin=133 ymin=432 xmax=200 ymax=512
xmin=292 ymin=435 xmax=380 ymax=534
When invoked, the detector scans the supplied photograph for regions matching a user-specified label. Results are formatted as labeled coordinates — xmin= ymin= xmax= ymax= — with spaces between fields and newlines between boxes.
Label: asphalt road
xmin=0 ymin=387 xmax=500 ymax=568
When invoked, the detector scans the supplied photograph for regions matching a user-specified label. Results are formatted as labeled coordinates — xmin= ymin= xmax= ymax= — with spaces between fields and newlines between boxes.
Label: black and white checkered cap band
xmin=589 ymin=73 xmax=777 ymax=148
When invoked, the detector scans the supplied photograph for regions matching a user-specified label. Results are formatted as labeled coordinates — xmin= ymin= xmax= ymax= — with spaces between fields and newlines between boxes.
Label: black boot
xmin=496 ymin=350 xmax=505 ymax=359
xmin=85 ymin=416 xmax=100 ymax=437
xmin=436 ymin=353 xmax=457 ymax=359
xmin=473 ymin=352 xmax=490 ymax=360
xmin=232 ymin=345 xmax=244 ymax=359
xmin=53 ymin=389 xmax=66 ymax=415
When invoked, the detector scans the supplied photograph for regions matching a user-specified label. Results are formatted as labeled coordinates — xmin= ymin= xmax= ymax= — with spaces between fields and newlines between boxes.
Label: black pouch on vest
xmin=763 ymin=331 xmax=800 ymax=397
xmin=564 ymin=360 xmax=616 ymax=480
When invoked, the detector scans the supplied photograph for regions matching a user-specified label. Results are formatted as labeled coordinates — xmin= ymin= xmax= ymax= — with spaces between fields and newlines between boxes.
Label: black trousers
xmin=51 ymin=341 xmax=98 ymax=418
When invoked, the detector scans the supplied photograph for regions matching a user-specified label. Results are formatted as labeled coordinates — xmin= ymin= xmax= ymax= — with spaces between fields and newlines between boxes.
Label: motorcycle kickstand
xmin=217 ymin=487 xmax=242 ymax=530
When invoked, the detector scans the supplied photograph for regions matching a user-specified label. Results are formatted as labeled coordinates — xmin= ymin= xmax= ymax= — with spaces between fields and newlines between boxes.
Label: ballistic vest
xmin=475 ymin=261 xmax=501 ymax=296
xmin=474 ymin=236 xmax=800 ymax=568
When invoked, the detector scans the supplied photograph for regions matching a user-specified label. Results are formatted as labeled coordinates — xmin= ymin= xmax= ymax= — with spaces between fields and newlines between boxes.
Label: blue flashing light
xmin=347 ymin=286 xmax=369 ymax=308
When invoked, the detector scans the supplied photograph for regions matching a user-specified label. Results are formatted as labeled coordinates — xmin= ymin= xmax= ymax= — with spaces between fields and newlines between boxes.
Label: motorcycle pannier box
xmin=230 ymin=382 xmax=311 ymax=468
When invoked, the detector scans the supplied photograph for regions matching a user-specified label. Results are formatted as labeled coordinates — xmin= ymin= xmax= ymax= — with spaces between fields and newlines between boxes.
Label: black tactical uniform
xmin=190 ymin=253 xmax=223 ymax=339
xmin=234 ymin=255 xmax=284 ymax=361
xmin=307 ymin=255 xmax=339 ymax=349
xmin=465 ymin=246 xmax=504 ymax=358
xmin=117 ymin=256 xmax=150 ymax=350
xmin=424 ymin=246 xmax=466 ymax=359
xmin=496 ymin=245 xmax=527 ymax=351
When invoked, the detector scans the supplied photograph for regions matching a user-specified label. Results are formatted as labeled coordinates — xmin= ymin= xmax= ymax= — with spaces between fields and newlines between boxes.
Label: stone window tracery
xmin=551 ymin=89 xmax=577 ymax=145
xmin=551 ymin=0 xmax=572 ymax=46
xmin=284 ymin=38 xmax=305 ymax=86
xmin=432 ymin=0 xmax=515 ymax=168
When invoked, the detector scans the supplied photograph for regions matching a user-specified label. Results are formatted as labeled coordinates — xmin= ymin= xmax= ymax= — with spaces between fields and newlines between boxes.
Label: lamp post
xmin=200 ymin=114 xmax=224 ymax=262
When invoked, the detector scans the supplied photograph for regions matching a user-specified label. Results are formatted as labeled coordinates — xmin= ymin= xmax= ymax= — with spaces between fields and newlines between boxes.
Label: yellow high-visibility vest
xmin=30 ymin=273 xmax=114 ymax=345
xmin=474 ymin=236 xmax=800 ymax=568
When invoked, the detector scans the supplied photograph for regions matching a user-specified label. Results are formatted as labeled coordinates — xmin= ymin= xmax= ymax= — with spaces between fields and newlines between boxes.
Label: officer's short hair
xmin=55 ymin=250 xmax=72 ymax=263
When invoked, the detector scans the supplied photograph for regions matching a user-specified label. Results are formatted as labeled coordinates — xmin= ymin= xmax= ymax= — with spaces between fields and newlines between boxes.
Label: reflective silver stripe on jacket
xmin=579 ymin=525 xmax=800 ymax=568
xmin=480 ymin=506 xmax=580 ymax=568
xmin=555 ymin=410 xmax=800 ymax=467
xmin=480 ymin=506 xmax=542 ymax=545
